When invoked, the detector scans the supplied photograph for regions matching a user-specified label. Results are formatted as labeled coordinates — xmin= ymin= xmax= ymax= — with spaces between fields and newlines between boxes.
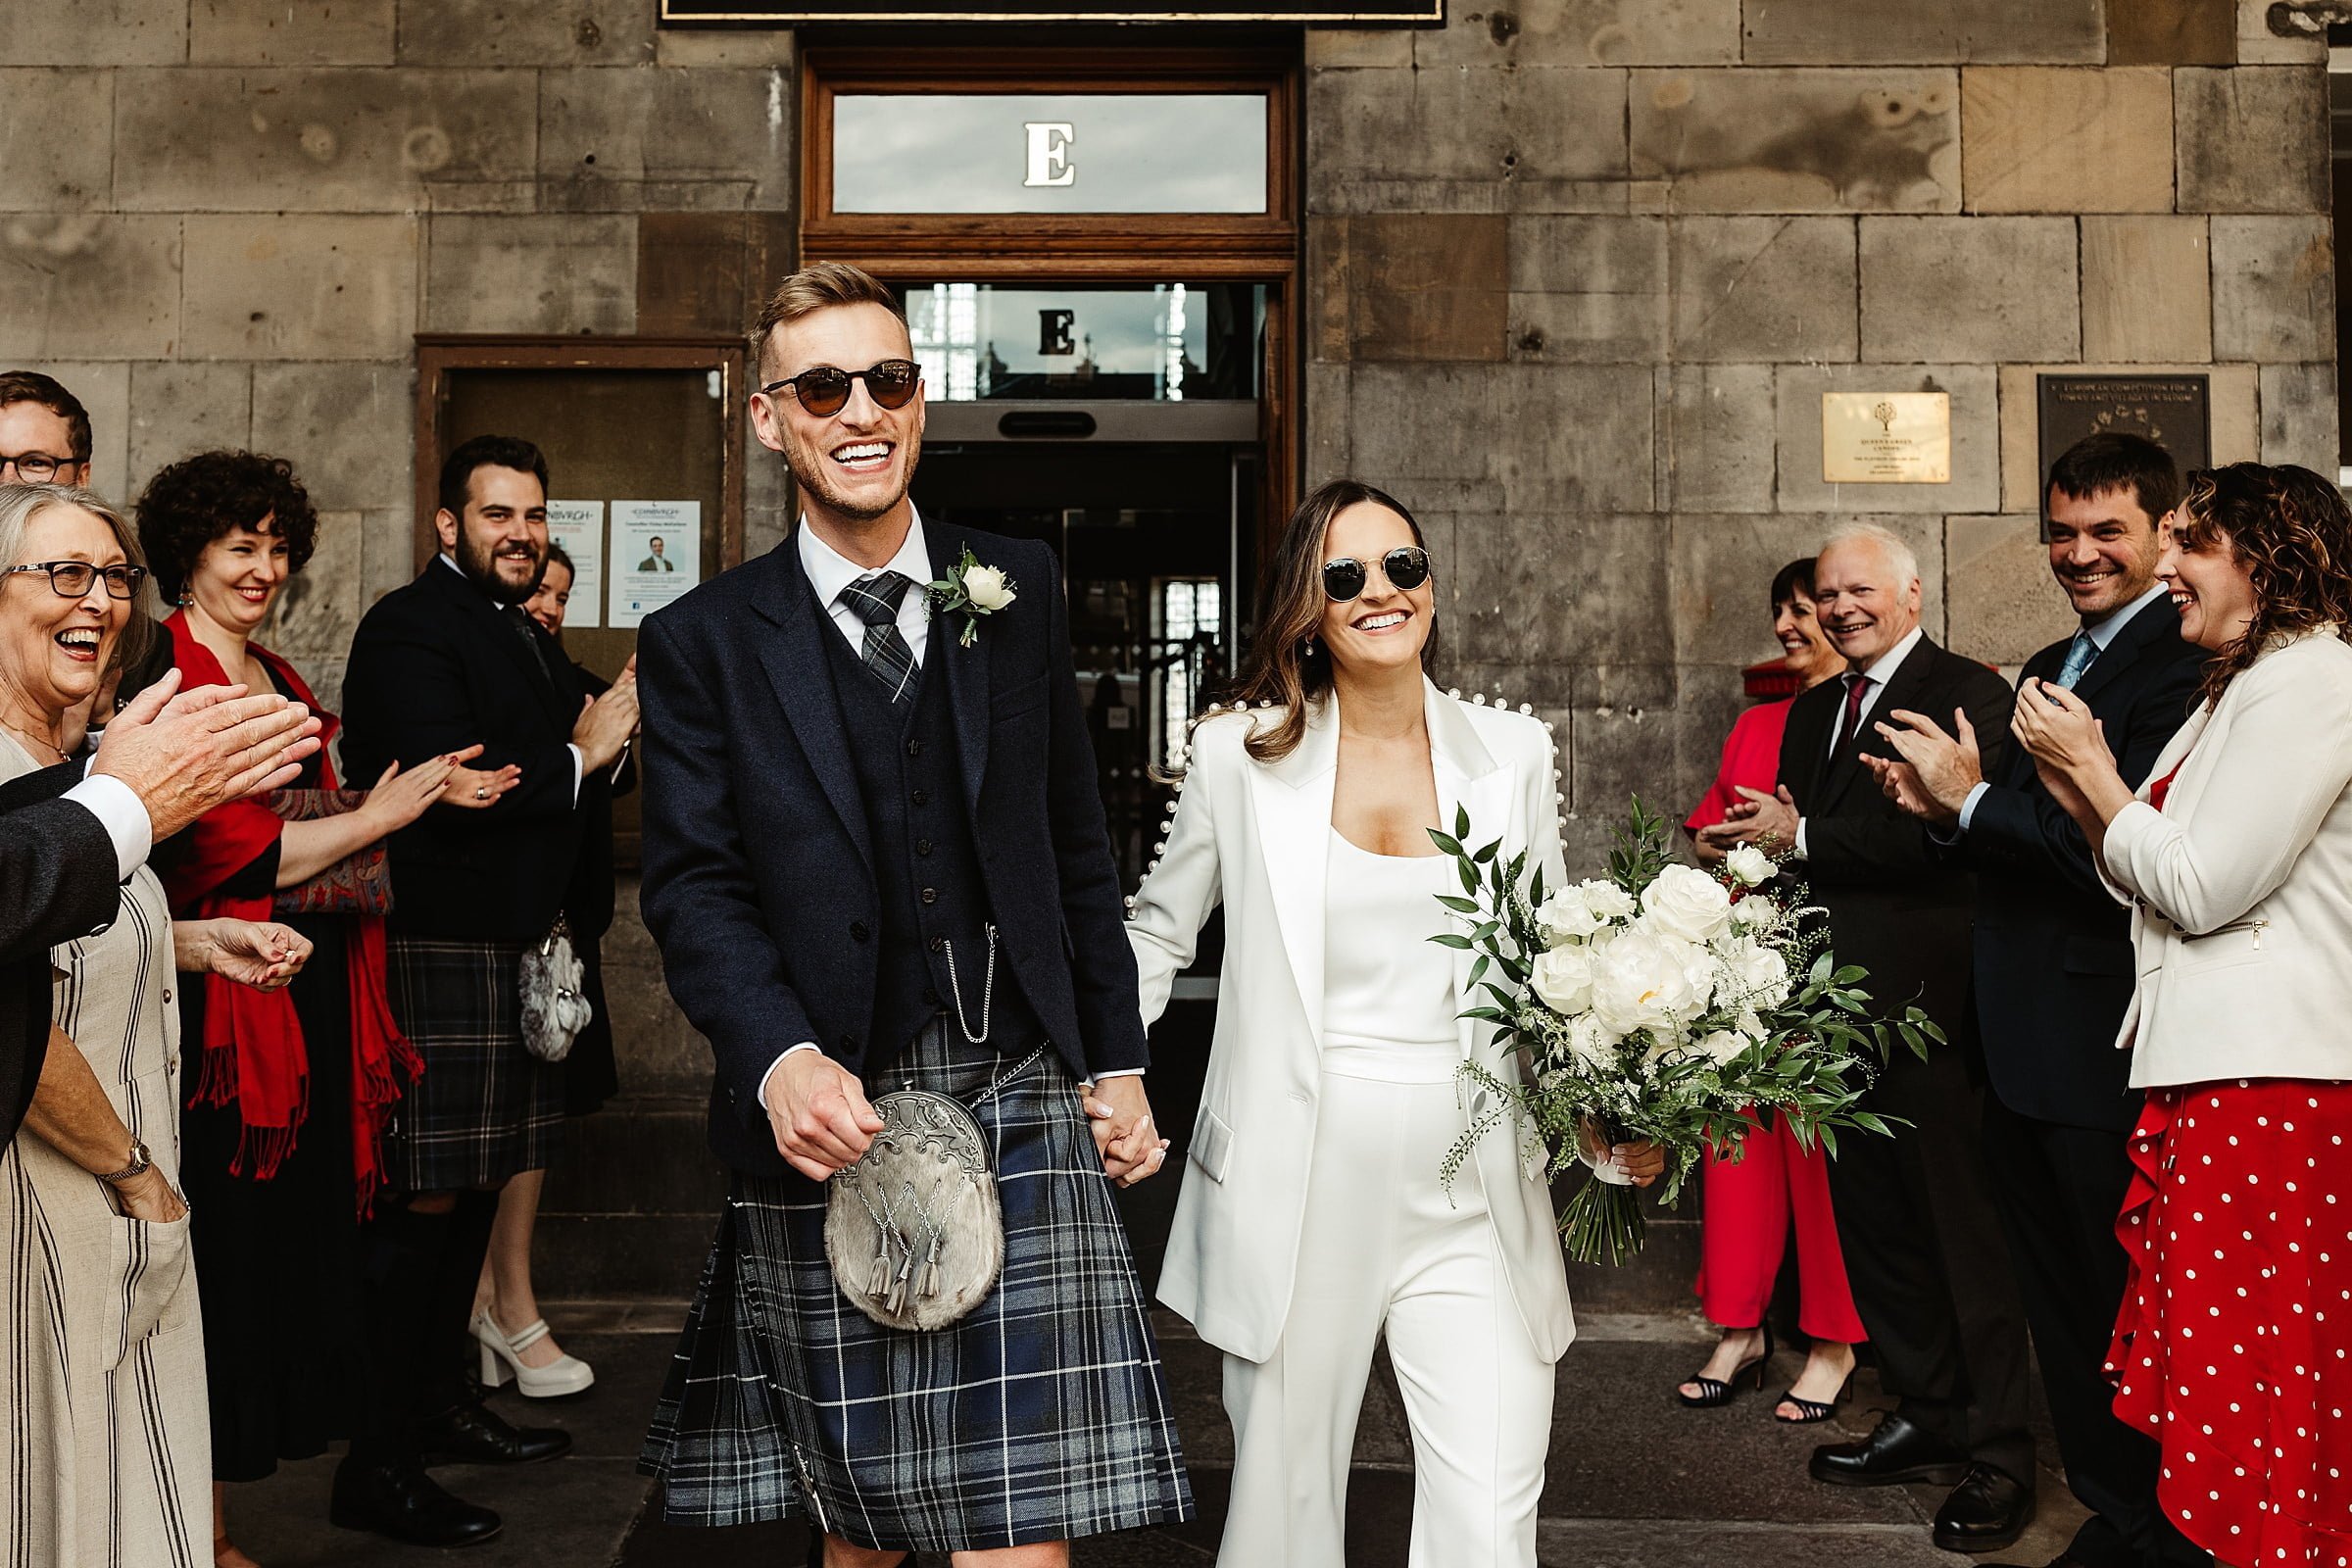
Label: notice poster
xmin=545 ymin=500 xmax=605 ymax=629
xmin=610 ymin=500 xmax=702 ymax=628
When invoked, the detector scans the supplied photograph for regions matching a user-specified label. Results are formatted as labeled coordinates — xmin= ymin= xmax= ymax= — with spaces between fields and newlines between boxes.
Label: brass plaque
xmin=1821 ymin=392 xmax=1951 ymax=485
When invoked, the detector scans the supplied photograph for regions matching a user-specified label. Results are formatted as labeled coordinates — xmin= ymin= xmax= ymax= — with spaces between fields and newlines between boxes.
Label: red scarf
xmin=159 ymin=611 xmax=420 ymax=1215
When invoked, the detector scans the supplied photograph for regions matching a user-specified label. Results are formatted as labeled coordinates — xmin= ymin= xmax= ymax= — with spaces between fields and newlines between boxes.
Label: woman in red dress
xmin=2015 ymin=462 xmax=2352 ymax=1567
xmin=1676 ymin=559 xmax=1867 ymax=1422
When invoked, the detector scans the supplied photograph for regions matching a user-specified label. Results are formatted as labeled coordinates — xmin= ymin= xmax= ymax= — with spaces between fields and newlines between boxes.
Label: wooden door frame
xmin=798 ymin=42 xmax=1301 ymax=545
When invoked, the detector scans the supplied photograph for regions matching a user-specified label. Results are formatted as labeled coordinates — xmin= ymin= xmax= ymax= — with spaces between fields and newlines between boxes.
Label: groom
xmin=635 ymin=262 xmax=1191 ymax=1565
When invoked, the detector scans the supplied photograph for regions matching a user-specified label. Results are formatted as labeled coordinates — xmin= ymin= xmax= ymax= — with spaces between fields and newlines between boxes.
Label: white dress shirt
xmin=1954 ymin=581 xmax=2171 ymax=832
xmin=765 ymin=512 xmax=1139 ymax=1115
xmin=64 ymin=769 xmax=151 ymax=881
xmin=439 ymin=554 xmax=583 ymax=804
xmin=1792 ymin=623 xmax=1925 ymax=859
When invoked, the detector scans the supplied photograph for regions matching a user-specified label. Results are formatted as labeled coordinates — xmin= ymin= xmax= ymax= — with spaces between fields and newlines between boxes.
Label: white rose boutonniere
xmin=927 ymin=546 xmax=1018 ymax=648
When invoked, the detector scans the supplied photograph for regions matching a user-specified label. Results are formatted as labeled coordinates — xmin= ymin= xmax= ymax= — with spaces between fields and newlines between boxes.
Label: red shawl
xmin=159 ymin=610 xmax=420 ymax=1214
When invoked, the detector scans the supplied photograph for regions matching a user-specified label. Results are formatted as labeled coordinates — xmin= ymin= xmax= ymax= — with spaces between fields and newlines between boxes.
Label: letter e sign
xmin=1023 ymin=122 xmax=1076 ymax=188
xmin=1039 ymin=310 xmax=1076 ymax=356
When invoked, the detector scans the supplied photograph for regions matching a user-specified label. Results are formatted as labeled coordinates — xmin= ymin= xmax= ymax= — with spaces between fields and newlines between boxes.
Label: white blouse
xmin=1321 ymin=829 xmax=1462 ymax=1081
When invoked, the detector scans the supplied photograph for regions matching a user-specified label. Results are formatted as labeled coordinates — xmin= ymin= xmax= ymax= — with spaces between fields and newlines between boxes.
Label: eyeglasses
xmin=758 ymin=360 xmax=923 ymax=418
xmin=0 ymin=453 xmax=80 ymax=482
xmin=1321 ymin=546 xmax=1431 ymax=603
xmin=1 ymin=561 xmax=148 ymax=600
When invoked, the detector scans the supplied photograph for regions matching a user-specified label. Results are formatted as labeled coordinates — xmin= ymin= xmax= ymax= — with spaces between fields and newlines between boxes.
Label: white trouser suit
xmin=1126 ymin=688 xmax=1578 ymax=1568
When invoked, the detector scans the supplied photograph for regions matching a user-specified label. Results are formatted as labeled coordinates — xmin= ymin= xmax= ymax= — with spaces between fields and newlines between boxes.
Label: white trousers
xmin=1218 ymin=1068 xmax=1556 ymax=1568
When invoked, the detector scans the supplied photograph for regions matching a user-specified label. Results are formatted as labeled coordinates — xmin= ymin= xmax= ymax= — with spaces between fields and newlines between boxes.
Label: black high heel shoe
xmin=1773 ymin=1366 xmax=1856 ymax=1425
xmin=1676 ymin=1323 xmax=1773 ymax=1407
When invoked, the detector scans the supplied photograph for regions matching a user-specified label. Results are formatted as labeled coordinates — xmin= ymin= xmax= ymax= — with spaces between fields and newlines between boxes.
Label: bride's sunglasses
xmin=1321 ymin=545 xmax=1432 ymax=603
xmin=759 ymin=359 xmax=923 ymax=417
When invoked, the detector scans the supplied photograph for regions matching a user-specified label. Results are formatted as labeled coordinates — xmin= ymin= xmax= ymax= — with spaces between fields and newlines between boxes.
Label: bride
xmin=1125 ymin=478 xmax=1662 ymax=1566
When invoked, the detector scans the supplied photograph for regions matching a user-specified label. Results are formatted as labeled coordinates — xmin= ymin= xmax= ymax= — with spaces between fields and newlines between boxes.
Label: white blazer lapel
xmin=1247 ymin=701 xmax=1340 ymax=1043
xmin=1427 ymin=685 xmax=1509 ymax=1061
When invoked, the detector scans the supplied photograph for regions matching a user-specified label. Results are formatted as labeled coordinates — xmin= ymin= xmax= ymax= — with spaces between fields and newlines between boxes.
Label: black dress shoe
xmin=1809 ymin=1412 xmax=1970 ymax=1488
xmin=415 ymin=1398 xmax=573 ymax=1466
xmin=1934 ymin=1463 xmax=2035 ymax=1554
xmin=329 ymin=1453 xmax=503 ymax=1547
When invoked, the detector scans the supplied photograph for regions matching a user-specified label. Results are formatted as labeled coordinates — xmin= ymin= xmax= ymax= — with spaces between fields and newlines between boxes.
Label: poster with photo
xmin=610 ymin=500 xmax=701 ymax=628
xmin=545 ymin=500 xmax=605 ymax=629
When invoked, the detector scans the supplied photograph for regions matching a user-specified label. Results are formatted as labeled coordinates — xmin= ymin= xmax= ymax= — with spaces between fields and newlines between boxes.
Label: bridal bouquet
xmin=1433 ymin=799 xmax=1936 ymax=1265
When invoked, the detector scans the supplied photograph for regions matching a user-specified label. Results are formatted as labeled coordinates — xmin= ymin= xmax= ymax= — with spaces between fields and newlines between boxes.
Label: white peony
xmin=1564 ymin=1012 xmax=1616 ymax=1069
xmin=1534 ymin=886 xmax=1605 ymax=945
xmin=1589 ymin=930 xmax=1714 ymax=1040
xmin=1724 ymin=842 xmax=1775 ymax=888
xmin=1714 ymin=934 xmax=1792 ymax=1008
xmin=961 ymin=563 xmax=1016 ymax=612
xmin=1642 ymin=862 xmax=1735 ymax=944
xmin=1531 ymin=943 xmax=1597 ymax=1014
xmin=1694 ymin=1029 xmax=1753 ymax=1065
xmin=1728 ymin=896 xmax=1775 ymax=933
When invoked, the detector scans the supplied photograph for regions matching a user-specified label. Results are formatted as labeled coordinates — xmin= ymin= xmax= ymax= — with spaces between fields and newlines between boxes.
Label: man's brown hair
xmin=0 ymin=371 xmax=93 ymax=463
xmin=752 ymin=263 xmax=907 ymax=379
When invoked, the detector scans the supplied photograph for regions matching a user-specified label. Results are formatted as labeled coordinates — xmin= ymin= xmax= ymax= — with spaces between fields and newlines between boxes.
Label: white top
xmin=799 ymin=509 xmax=935 ymax=665
xmin=1321 ymin=829 xmax=1461 ymax=1079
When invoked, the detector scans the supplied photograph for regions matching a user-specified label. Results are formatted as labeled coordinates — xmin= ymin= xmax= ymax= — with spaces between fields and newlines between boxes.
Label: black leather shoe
xmin=1934 ymin=1463 xmax=2035 ymax=1554
xmin=1809 ymin=1412 xmax=1970 ymax=1488
xmin=329 ymin=1454 xmax=502 ymax=1547
xmin=415 ymin=1399 xmax=572 ymax=1466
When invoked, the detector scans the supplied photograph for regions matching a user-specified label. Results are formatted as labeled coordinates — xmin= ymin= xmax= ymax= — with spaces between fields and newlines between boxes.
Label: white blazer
xmin=2101 ymin=626 xmax=2352 ymax=1087
xmin=1125 ymin=680 xmax=1578 ymax=1365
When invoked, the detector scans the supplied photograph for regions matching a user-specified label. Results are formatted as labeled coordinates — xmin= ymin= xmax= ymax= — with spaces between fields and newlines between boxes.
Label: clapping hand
xmin=1695 ymin=785 xmax=1799 ymax=854
xmin=1864 ymin=707 xmax=1982 ymax=825
xmin=439 ymin=747 xmax=523 ymax=809
xmin=2010 ymin=679 xmax=2112 ymax=782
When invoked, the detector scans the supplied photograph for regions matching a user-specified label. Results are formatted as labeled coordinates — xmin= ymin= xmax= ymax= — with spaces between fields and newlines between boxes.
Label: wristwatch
xmin=97 ymin=1139 xmax=153 ymax=1186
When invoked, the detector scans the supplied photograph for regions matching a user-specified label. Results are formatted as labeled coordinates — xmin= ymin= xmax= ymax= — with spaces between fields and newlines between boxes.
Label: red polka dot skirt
xmin=2108 ymin=1079 xmax=2352 ymax=1567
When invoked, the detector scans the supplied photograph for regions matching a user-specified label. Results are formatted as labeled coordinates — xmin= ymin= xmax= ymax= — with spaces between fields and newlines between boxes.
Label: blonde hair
xmin=0 ymin=481 xmax=153 ymax=676
xmin=752 ymin=262 xmax=908 ymax=378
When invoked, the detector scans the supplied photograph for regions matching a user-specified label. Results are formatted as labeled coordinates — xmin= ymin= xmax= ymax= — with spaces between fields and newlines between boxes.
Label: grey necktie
xmin=2055 ymin=630 xmax=2098 ymax=690
xmin=839 ymin=571 xmax=918 ymax=704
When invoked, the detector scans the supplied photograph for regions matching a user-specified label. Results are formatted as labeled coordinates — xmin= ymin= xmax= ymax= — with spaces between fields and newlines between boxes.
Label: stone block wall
xmin=1306 ymin=0 xmax=2338 ymax=872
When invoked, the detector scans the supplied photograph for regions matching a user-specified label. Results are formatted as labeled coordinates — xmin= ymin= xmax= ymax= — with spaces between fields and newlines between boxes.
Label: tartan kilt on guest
xmin=640 ymin=1022 xmax=1194 ymax=1550
xmin=384 ymin=936 xmax=564 ymax=1192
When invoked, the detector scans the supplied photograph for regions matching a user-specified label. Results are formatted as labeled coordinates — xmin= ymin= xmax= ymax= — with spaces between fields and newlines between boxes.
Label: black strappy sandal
xmin=1772 ymin=1368 xmax=1855 ymax=1425
xmin=1675 ymin=1323 xmax=1773 ymax=1408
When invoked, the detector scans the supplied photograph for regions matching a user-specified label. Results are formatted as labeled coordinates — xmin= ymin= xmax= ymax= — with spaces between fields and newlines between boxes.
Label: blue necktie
xmin=2055 ymin=630 xmax=2098 ymax=691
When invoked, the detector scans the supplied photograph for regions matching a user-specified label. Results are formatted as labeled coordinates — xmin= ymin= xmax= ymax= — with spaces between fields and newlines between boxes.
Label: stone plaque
xmin=2035 ymin=373 xmax=2210 ymax=522
xmin=669 ymin=0 xmax=1437 ymax=18
xmin=1822 ymin=392 xmax=1951 ymax=484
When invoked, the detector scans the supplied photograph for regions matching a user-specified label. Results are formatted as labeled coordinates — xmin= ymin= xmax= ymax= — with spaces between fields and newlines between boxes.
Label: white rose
xmin=1724 ymin=842 xmax=1774 ymax=888
xmin=1695 ymin=1029 xmax=1752 ymax=1065
xmin=1531 ymin=943 xmax=1596 ymax=1014
xmin=1589 ymin=930 xmax=1713 ymax=1039
xmin=1728 ymin=896 xmax=1775 ymax=933
xmin=1641 ymin=862 xmax=1735 ymax=944
xmin=962 ymin=564 xmax=1016 ymax=612
xmin=1582 ymin=879 xmax=1638 ymax=923
xmin=1564 ymin=1013 xmax=1617 ymax=1070
xmin=1534 ymin=886 xmax=1604 ymax=945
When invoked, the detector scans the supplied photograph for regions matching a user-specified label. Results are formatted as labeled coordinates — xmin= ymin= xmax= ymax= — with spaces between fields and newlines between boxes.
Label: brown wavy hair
xmin=1217 ymin=478 xmax=1437 ymax=764
xmin=2173 ymin=462 xmax=2352 ymax=709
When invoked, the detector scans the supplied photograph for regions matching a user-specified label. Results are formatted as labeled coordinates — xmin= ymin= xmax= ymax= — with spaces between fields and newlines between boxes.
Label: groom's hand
xmin=1083 ymin=1076 xmax=1170 ymax=1187
xmin=765 ymin=1050 xmax=886 ymax=1181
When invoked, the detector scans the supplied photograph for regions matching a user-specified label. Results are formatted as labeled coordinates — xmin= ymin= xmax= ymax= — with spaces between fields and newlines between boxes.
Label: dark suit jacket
xmin=340 ymin=560 xmax=588 ymax=945
xmin=638 ymin=525 xmax=1148 ymax=1178
xmin=1959 ymin=596 xmax=2203 ymax=1131
xmin=0 ymin=762 xmax=123 ymax=1144
xmin=1779 ymin=633 xmax=2015 ymax=1045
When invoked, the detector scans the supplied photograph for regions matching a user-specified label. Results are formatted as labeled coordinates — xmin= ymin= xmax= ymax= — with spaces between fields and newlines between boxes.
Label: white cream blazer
xmin=2100 ymin=626 xmax=2352 ymax=1087
xmin=1125 ymin=680 xmax=1578 ymax=1365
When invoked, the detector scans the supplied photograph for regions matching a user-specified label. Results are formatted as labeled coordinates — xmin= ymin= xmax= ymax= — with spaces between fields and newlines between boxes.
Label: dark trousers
xmin=1826 ymin=1043 xmax=2035 ymax=1484
xmin=1981 ymin=1096 xmax=2210 ymax=1568
xmin=352 ymin=1189 xmax=501 ymax=1458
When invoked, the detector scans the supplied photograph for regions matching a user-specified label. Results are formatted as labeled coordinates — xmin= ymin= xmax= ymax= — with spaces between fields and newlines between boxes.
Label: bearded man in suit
xmin=1702 ymin=522 xmax=2035 ymax=1555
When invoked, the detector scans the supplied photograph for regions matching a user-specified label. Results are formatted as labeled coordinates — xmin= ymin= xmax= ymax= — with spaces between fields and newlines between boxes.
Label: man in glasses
xmin=0 ymin=371 xmax=92 ymax=489
xmin=636 ymin=262 xmax=1193 ymax=1565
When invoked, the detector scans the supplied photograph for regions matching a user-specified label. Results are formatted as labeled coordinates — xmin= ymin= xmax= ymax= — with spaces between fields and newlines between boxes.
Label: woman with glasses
xmin=132 ymin=451 xmax=516 ymax=1566
xmin=0 ymin=482 xmax=316 ymax=1566
xmin=1125 ymin=479 xmax=1664 ymax=1567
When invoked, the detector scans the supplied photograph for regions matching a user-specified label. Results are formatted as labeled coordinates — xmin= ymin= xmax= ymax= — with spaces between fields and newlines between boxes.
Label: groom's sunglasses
xmin=1321 ymin=546 xmax=1432 ymax=603
xmin=759 ymin=360 xmax=923 ymax=418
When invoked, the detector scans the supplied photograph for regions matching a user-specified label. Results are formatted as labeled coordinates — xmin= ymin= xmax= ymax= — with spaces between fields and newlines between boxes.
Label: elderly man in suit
xmin=1870 ymin=434 xmax=2210 ymax=1568
xmin=635 ymin=262 xmax=1190 ymax=1566
xmin=1702 ymin=522 xmax=2034 ymax=1554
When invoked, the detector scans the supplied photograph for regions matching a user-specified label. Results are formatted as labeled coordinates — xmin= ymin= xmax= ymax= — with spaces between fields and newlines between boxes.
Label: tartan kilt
xmin=383 ymin=936 xmax=563 ymax=1191
xmin=640 ymin=1024 xmax=1193 ymax=1550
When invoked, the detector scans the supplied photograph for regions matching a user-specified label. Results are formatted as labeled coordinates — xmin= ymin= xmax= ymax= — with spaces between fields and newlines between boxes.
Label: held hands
xmin=1083 ymin=1075 xmax=1171 ymax=1187
xmin=764 ymin=1049 xmax=886 ymax=1182
xmin=91 ymin=669 xmax=324 ymax=840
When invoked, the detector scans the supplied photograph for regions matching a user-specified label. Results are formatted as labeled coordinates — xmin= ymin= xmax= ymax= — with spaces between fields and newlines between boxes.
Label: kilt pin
xmin=633 ymin=515 xmax=1192 ymax=1551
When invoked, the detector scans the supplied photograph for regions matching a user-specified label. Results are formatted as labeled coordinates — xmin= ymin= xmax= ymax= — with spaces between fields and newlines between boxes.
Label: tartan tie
xmin=2055 ymin=629 xmax=2099 ymax=690
xmin=840 ymin=570 xmax=918 ymax=704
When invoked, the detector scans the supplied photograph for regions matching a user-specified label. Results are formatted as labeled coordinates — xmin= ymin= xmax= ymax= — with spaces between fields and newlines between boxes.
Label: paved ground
xmin=221 ymin=1301 xmax=2088 ymax=1567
